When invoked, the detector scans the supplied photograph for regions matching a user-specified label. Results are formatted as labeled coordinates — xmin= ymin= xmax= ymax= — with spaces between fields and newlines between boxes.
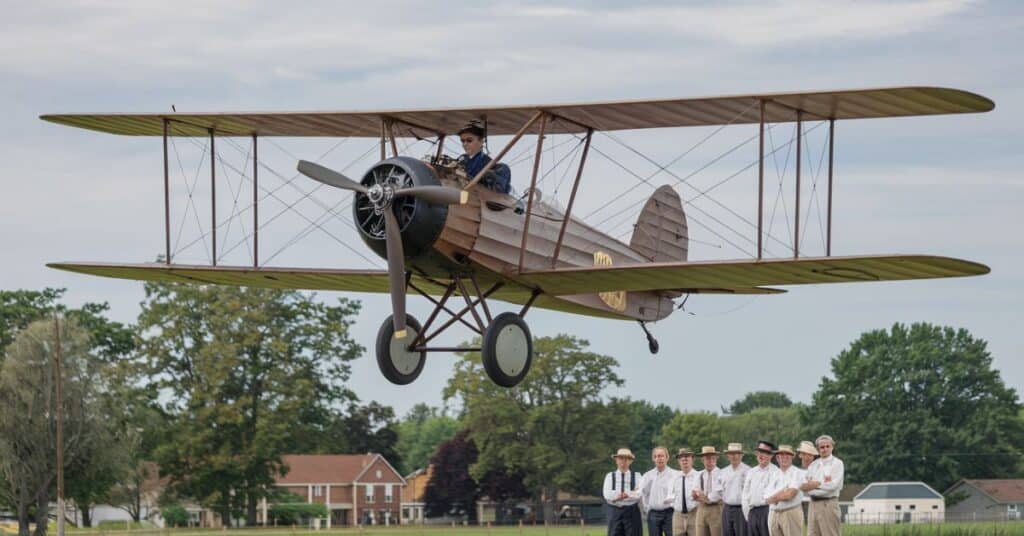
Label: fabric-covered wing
xmin=40 ymin=87 xmax=993 ymax=138
xmin=518 ymin=255 xmax=989 ymax=295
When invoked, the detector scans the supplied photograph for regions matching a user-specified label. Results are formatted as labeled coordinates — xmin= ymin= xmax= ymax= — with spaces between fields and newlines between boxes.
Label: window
xmin=1009 ymin=504 xmax=1019 ymax=513
xmin=313 ymin=485 xmax=324 ymax=497
xmin=910 ymin=505 xmax=916 ymax=510
xmin=366 ymin=485 xmax=375 ymax=503
xmin=895 ymin=505 xmax=901 ymax=510
xmin=385 ymin=484 xmax=393 ymax=502
xmin=932 ymin=505 xmax=939 ymax=510
xmin=376 ymin=469 xmax=383 ymax=479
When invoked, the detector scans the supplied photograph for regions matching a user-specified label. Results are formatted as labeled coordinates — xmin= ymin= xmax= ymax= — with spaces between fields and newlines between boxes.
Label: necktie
xmin=681 ymin=473 xmax=688 ymax=513
xmin=621 ymin=473 xmax=625 ymax=495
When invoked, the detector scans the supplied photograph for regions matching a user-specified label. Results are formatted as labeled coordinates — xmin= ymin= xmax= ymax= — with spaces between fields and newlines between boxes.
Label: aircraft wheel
xmin=481 ymin=312 xmax=533 ymax=388
xmin=376 ymin=315 xmax=426 ymax=385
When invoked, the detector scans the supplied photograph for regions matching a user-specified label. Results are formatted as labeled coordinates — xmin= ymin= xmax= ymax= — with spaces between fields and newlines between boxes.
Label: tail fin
xmin=630 ymin=185 xmax=688 ymax=262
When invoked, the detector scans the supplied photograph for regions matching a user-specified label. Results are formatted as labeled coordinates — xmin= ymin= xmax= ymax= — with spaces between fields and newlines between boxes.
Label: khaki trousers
xmin=768 ymin=506 xmax=803 ymax=536
xmin=672 ymin=511 xmax=695 ymax=536
xmin=808 ymin=498 xmax=841 ymax=536
xmin=695 ymin=503 xmax=723 ymax=536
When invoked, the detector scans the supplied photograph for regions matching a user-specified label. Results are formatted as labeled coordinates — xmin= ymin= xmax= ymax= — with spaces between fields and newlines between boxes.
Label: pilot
xmin=458 ymin=120 xmax=512 ymax=194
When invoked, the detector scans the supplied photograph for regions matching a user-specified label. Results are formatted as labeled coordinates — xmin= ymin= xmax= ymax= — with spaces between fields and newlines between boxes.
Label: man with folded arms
xmin=603 ymin=448 xmax=643 ymax=536
xmin=640 ymin=446 xmax=679 ymax=536
xmin=800 ymin=435 xmax=844 ymax=536
xmin=796 ymin=441 xmax=817 ymax=524
xmin=691 ymin=446 xmax=724 ymax=536
xmin=764 ymin=445 xmax=804 ymax=536
xmin=719 ymin=443 xmax=749 ymax=536
xmin=669 ymin=448 xmax=700 ymax=536
xmin=742 ymin=441 xmax=779 ymax=536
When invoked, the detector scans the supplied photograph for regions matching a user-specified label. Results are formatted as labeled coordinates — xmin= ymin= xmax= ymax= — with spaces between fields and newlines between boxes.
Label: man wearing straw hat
xmin=796 ymin=441 xmax=817 ymax=524
xmin=640 ymin=446 xmax=679 ymax=536
xmin=764 ymin=445 xmax=804 ymax=536
xmin=603 ymin=448 xmax=643 ymax=536
xmin=692 ymin=445 xmax=724 ymax=536
xmin=669 ymin=448 xmax=700 ymax=536
xmin=800 ymin=435 xmax=844 ymax=536
xmin=742 ymin=440 xmax=779 ymax=536
xmin=720 ymin=443 xmax=749 ymax=536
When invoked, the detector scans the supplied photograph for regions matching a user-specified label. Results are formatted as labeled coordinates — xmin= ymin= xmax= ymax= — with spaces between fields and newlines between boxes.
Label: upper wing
xmin=40 ymin=87 xmax=993 ymax=138
xmin=517 ymin=255 xmax=990 ymax=295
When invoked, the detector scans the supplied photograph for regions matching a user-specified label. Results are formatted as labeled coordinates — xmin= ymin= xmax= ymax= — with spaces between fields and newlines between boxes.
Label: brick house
xmin=263 ymin=454 xmax=406 ymax=527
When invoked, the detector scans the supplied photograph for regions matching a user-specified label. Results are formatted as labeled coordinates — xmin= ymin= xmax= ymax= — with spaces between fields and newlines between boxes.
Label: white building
xmin=847 ymin=482 xmax=945 ymax=524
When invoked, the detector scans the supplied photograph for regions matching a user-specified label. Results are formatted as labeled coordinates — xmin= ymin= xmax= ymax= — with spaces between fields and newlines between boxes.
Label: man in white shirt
xmin=603 ymin=448 xmax=642 ymax=536
xmin=796 ymin=441 xmax=817 ymax=525
xmin=764 ymin=445 xmax=804 ymax=536
xmin=800 ymin=435 xmax=844 ymax=536
xmin=692 ymin=446 xmax=723 ymax=536
xmin=640 ymin=446 xmax=679 ymax=536
xmin=670 ymin=448 xmax=700 ymax=536
xmin=742 ymin=440 xmax=779 ymax=536
xmin=720 ymin=443 xmax=749 ymax=536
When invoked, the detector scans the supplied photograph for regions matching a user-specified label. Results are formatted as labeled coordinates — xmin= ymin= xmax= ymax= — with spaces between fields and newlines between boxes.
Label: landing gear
xmin=481 ymin=312 xmax=533 ymax=387
xmin=376 ymin=314 xmax=426 ymax=385
xmin=639 ymin=321 xmax=659 ymax=354
xmin=371 ymin=273 xmax=538 ymax=388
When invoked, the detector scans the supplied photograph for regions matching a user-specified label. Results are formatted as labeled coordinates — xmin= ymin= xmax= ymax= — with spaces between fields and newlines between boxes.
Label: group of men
xmin=602 ymin=436 xmax=844 ymax=536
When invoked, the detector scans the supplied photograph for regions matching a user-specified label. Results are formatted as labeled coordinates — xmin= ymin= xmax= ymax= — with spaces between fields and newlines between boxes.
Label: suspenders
xmin=610 ymin=471 xmax=636 ymax=491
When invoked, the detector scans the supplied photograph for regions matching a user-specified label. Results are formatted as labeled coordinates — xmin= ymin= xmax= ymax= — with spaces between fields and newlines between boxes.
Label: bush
xmin=161 ymin=504 xmax=189 ymax=528
xmin=268 ymin=503 xmax=328 ymax=526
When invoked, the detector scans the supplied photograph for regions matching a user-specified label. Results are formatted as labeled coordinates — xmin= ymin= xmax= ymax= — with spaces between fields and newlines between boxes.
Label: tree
xmin=803 ymin=323 xmax=1023 ymax=491
xmin=723 ymin=391 xmax=793 ymax=415
xmin=720 ymin=406 xmax=804 ymax=465
xmin=137 ymin=283 xmax=364 ymax=526
xmin=444 ymin=335 xmax=623 ymax=522
xmin=422 ymin=431 xmax=480 ymax=521
xmin=0 ymin=319 xmax=119 ymax=536
xmin=395 ymin=404 xmax=460 ymax=475
xmin=657 ymin=412 xmax=725 ymax=456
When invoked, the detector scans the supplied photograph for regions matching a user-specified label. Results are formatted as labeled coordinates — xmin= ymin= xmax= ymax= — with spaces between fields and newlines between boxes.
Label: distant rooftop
xmin=948 ymin=479 xmax=1024 ymax=503
xmin=856 ymin=482 xmax=942 ymax=500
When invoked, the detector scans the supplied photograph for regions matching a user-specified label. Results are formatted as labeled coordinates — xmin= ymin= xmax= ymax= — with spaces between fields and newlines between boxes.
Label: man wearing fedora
xmin=692 ymin=446 xmax=724 ymax=536
xmin=640 ymin=446 xmax=679 ymax=536
xmin=669 ymin=448 xmax=700 ymax=536
xmin=742 ymin=440 xmax=780 ymax=536
xmin=800 ymin=435 xmax=844 ymax=536
xmin=603 ymin=448 xmax=643 ymax=536
xmin=720 ymin=443 xmax=750 ymax=536
xmin=796 ymin=441 xmax=817 ymax=523
xmin=764 ymin=445 xmax=804 ymax=536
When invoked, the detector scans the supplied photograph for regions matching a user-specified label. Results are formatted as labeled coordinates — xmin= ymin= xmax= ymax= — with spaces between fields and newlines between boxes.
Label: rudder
xmin=629 ymin=185 xmax=688 ymax=262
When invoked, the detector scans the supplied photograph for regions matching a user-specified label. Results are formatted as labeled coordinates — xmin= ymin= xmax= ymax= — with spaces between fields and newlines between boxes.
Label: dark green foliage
xmin=267 ymin=502 xmax=328 ymax=526
xmin=724 ymin=391 xmax=793 ymax=415
xmin=803 ymin=322 xmax=1022 ymax=491
xmin=160 ymin=504 xmax=189 ymax=527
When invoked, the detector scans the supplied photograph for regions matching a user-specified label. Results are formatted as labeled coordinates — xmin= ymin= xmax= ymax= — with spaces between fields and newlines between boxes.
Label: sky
xmin=2 ymin=1 xmax=1022 ymax=420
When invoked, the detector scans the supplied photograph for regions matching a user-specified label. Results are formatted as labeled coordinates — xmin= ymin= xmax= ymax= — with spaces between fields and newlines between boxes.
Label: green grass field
xmin=23 ymin=522 xmax=1022 ymax=536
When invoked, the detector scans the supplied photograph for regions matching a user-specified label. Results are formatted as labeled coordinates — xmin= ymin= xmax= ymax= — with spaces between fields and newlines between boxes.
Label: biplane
xmin=42 ymin=86 xmax=994 ymax=388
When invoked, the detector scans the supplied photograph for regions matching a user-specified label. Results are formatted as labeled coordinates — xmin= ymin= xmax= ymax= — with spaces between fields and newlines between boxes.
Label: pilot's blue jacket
xmin=461 ymin=152 xmax=511 ymax=194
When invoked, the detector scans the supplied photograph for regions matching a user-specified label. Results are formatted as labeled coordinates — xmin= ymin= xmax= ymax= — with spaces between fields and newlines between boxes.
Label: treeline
xmin=2 ymin=286 xmax=1022 ymax=535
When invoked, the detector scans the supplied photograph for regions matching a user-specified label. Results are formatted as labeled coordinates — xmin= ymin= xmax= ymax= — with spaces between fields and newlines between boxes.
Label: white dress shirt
xmin=695 ymin=466 xmax=724 ymax=504
xmin=805 ymin=455 xmax=844 ymax=498
xmin=603 ymin=470 xmax=642 ymax=507
xmin=742 ymin=463 xmax=780 ymax=518
xmin=764 ymin=466 xmax=803 ymax=511
xmin=670 ymin=469 xmax=701 ymax=513
xmin=640 ymin=466 xmax=680 ymax=513
xmin=721 ymin=462 xmax=750 ymax=506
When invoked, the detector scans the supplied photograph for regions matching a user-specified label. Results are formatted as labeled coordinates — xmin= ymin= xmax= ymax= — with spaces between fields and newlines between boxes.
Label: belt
xmin=725 ymin=504 xmax=742 ymax=508
xmin=775 ymin=505 xmax=801 ymax=513
xmin=751 ymin=505 xmax=769 ymax=511
xmin=610 ymin=503 xmax=639 ymax=510
xmin=703 ymin=502 xmax=722 ymax=506
xmin=810 ymin=496 xmax=838 ymax=502
xmin=650 ymin=508 xmax=674 ymax=514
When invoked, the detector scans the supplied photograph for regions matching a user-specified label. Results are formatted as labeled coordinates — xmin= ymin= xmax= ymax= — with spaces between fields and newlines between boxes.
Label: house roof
xmin=855 ymin=482 xmax=943 ymax=500
xmin=950 ymin=479 xmax=1024 ymax=504
xmin=839 ymin=484 xmax=866 ymax=503
xmin=277 ymin=454 xmax=378 ymax=484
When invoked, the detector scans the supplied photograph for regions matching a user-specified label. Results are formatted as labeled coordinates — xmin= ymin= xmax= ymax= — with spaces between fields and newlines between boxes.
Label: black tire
xmin=376 ymin=314 xmax=426 ymax=385
xmin=481 ymin=312 xmax=533 ymax=388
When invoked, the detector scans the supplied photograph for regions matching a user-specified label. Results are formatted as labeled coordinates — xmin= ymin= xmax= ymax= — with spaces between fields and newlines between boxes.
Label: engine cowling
xmin=352 ymin=156 xmax=449 ymax=261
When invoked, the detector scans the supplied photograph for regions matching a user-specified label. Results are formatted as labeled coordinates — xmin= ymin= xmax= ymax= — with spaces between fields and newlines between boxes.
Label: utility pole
xmin=53 ymin=313 xmax=65 ymax=536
